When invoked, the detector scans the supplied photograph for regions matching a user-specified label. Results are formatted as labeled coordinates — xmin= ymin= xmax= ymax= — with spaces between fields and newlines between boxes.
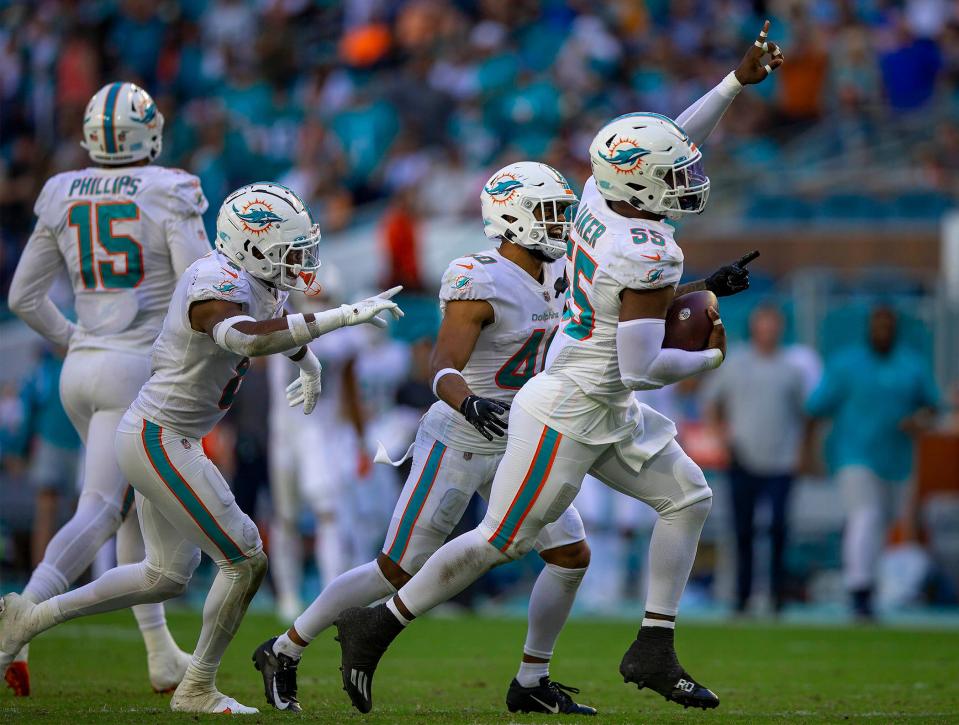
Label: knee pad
xmin=142 ymin=563 xmax=190 ymax=599
xmin=662 ymin=495 xmax=713 ymax=527
xmin=502 ymin=535 xmax=535 ymax=562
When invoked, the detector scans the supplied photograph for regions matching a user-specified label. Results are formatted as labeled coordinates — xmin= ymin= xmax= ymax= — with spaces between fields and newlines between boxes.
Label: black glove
xmin=459 ymin=395 xmax=511 ymax=441
xmin=704 ymin=250 xmax=760 ymax=297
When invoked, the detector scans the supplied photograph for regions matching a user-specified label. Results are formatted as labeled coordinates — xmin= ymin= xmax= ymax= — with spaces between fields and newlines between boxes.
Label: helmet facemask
xmin=259 ymin=224 xmax=323 ymax=294
xmin=651 ymin=151 xmax=710 ymax=218
xmin=523 ymin=196 xmax=577 ymax=260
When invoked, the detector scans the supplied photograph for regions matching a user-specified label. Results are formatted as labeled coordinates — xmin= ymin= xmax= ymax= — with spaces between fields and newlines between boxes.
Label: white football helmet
xmin=481 ymin=162 xmax=578 ymax=261
xmin=215 ymin=183 xmax=322 ymax=294
xmin=589 ymin=113 xmax=709 ymax=219
xmin=81 ymin=82 xmax=164 ymax=165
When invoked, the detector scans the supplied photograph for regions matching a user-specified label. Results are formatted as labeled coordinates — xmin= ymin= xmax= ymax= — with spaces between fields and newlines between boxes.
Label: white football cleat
xmin=170 ymin=684 xmax=259 ymax=714
xmin=0 ymin=595 xmax=35 ymax=666
xmin=149 ymin=649 xmax=193 ymax=693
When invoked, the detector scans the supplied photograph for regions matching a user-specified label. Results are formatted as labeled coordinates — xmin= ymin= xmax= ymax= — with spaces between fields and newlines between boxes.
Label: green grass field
xmin=2 ymin=610 xmax=957 ymax=723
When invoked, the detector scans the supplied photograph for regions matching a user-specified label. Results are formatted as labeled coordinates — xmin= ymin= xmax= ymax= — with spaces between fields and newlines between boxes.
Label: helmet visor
xmin=655 ymin=153 xmax=710 ymax=214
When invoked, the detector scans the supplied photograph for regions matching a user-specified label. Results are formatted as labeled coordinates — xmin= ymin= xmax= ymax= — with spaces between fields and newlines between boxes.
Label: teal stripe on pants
xmin=386 ymin=441 xmax=447 ymax=563
xmin=142 ymin=420 xmax=245 ymax=562
xmin=489 ymin=428 xmax=560 ymax=551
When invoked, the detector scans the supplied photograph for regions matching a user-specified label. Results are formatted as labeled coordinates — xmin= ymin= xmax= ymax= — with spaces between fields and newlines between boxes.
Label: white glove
xmin=340 ymin=286 xmax=405 ymax=328
xmin=286 ymin=366 xmax=322 ymax=414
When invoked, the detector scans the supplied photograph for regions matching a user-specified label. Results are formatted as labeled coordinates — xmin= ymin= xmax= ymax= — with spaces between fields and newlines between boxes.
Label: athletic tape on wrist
xmin=212 ymin=314 xmax=256 ymax=348
xmin=287 ymin=312 xmax=312 ymax=346
xmin=432 ymin=368 xmax=465 ymax=397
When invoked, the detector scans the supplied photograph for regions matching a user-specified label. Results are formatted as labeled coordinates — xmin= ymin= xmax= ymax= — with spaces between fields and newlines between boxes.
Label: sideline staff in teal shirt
xmin=806 ymin=306 xmax=940 ymax=483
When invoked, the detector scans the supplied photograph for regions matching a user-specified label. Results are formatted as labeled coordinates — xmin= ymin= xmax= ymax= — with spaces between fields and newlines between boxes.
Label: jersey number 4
xmin=68 ymin=201 xmax=144 ymax=289
xmin=495 ymin=328 xmax=557 ymax=390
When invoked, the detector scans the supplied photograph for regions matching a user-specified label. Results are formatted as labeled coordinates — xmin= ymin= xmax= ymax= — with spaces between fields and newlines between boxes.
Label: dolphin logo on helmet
xmin=233 ymin=201 xmax=286 ymax=235
xmin=598 ymin=143 xmax=650 ymax=171
xmin=484 ymin=176 xmax=524 ymax=204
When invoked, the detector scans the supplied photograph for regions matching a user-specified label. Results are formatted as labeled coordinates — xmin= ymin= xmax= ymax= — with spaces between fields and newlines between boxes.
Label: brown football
xmin=663 ymin=290 xmax=719 ymax=351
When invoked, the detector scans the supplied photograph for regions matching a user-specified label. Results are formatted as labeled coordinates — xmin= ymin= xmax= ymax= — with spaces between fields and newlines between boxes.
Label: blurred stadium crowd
xmin=1 ymin=0 xmax=958 ymax=622
xmin=3 ymin=0 xmax=959 ymax=294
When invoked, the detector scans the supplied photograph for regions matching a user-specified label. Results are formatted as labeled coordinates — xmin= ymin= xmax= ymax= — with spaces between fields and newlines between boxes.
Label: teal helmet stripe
xmin=103 ymin=82 xmax=123 ymax=154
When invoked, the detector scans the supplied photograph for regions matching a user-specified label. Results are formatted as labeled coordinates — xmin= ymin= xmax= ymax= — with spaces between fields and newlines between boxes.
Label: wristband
xmin=287 ymin=312 xmax=312 ymax=346
xmin=292 ymin=347 xmax=321 ymax=374
xmin=432 ymin=367 xmax=465 ymax=397
xmin=719 ymin=71 xmax=743 ymax=98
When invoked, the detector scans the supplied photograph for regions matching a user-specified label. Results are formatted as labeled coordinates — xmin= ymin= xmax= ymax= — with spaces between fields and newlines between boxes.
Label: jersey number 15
xmin=68 ymin=201 xmax=144 ymax=290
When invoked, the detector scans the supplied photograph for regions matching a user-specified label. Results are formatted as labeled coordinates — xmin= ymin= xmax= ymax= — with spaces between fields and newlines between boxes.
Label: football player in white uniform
xmin=267 ymin=266 xmax=370 ymax=622
xmin=332 ymin=22 xmax=782 ymax=713
xmin=4 ymin=82 xmax=209 ymax=696
xmin=0 ymin=182 xmax=404 ymax=714
xmin=254 ymin=162 xmax=597 ymax=715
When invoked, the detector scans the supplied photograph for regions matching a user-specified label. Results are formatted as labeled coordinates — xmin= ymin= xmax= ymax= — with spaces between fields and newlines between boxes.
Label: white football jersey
xmin=32 ymin=165 xmax=209 ymax=354
xmin=517 ymin=176 xmax=679 ymax=447
xmin=131 ymin=251 xmax=287 ymax=438
xmin=420 ymin=249 xmax=565 ymax=454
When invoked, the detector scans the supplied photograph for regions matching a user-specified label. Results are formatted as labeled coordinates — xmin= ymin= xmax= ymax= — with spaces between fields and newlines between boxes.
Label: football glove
xmin=459 ymin=395 xmax=510 ymax=441
xmin=340 ymin=286 xmax=405 ymax=328
xmin=704 ymin=251 xmax=759 ymax=297
xmin=286 ymin=366 xmax=322 ymax=415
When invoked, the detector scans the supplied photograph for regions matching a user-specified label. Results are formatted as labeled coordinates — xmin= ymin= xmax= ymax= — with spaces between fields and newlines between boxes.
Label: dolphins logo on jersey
xmin=234 ymin=199 xmax=285 ymax=236
xmin=450 ymin=274 xmax=472 ymax=290
xmin=484 ymin=173 xmax=524 ymax=205
xmin=644 ymin=268 xmax=663 ymax=283
xmin=214 ymin=280 xmax=240 ymax=295
xmin=598 ymin=138 xmax=650 ymax=174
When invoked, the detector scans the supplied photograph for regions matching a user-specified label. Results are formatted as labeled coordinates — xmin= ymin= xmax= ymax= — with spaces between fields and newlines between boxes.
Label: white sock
xmin=644 ymin=498 xmax=711 ymax=617
xmin=272 ymin=632 xmax=305 ymax=660
xmin=23 ymin=497 xmax=122 ymax=598
xmin=516 ymin=661 xmax=549 ymax=688
xmin=115 ymin=509 xmax=177 ymax=654
xmin=523 ymin=563 xmax=586 ymax=659
xmin=641 ymin=616 xmax=675 ymax=629
xmin=140 ymin=620 xmax=180 ymax=656
xmin=385 ymin=598 xmax=412 ymax=626
xmin=190 ymin=554 xmax=266 ymax=687
xmin=843 ymin=505 xmax=883 ymax=591
xmin=397 ymin=529 xmax=508 ymax=617
xmin=292 ymin=560 xmax=395 ymax=642
xmin=22 ymin=563 xmax=69 ymax=604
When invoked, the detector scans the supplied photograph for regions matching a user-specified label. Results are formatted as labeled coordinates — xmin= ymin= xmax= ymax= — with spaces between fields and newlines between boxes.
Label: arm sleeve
xmin=675 ymin=72 xmax=743 ymax=147
xmin=8 ymin=225 xmax=76 ymax=348
xmin=617 ymin=318 xmax=723 ymax=390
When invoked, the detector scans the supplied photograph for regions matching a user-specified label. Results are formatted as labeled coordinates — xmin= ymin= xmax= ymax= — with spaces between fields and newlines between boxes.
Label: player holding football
xmin=255 ymin=162 xmax=599 ymax=715
xmin=3 ymin=82 xmax=209 ymax=696
xmin=333 ymin=21 xmax=782 ymax=713
xmin=0 ymin=182 xmax=404 ymax=714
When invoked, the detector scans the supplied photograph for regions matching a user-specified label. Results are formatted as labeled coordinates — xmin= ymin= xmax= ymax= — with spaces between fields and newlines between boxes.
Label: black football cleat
xmin=252 ymin=637 xmax=302 ymax=713
xmin=619 ymin=627 xmax=719 ymax=710
xmin=334 ymin=604 xmax=404 ymax=714
xmin=507 ymin=677 xmax=597 ymax=715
